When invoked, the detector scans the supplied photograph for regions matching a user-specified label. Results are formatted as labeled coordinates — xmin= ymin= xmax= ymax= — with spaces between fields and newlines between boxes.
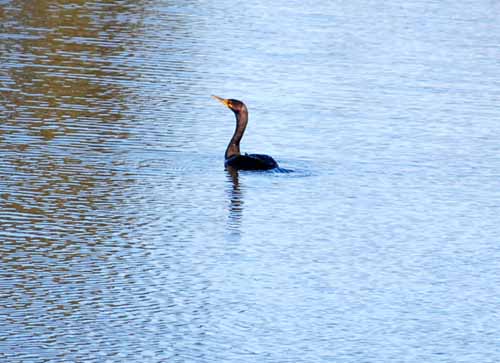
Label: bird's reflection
xmin=226 ymin=166 xmax=244 ymax=236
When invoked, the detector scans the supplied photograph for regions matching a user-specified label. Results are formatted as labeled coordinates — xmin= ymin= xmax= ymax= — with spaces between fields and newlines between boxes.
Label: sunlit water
xmin=1 ymin=0 xmax=499 ymax=362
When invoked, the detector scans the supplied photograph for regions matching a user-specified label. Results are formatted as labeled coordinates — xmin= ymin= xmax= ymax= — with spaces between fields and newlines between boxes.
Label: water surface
xmin=1 ymin=0 xmax=499 ymax=362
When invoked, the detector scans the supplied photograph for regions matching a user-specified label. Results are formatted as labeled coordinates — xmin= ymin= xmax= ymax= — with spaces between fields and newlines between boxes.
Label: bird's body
xmin=225 ymin=153 xmax=278 ymax=170
xmin=212 ymin=95 xmax=279 ymax=171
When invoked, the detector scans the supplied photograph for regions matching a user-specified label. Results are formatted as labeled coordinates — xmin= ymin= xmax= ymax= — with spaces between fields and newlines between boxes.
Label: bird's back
xmin=225 ymin=154 xmax=278 ymax=171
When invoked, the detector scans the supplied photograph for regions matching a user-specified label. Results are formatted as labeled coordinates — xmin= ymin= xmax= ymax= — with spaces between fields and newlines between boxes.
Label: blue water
xmin=1 ymin=0 xmax=499 ymax=362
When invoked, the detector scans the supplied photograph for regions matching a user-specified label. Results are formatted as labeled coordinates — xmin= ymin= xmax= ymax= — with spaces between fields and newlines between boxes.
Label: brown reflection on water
xmin=0 ymin=1 xmax=148 ymax=286
xmin=1 ymin=0 xmax=141 ymax=122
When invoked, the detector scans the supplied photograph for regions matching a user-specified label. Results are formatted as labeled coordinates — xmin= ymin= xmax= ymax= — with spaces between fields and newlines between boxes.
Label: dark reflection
xmin=226 ymin=166 xmax=244 ymax=234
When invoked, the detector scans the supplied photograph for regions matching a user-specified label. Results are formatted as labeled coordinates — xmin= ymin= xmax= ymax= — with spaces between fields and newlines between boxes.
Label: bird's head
xmin=212 ymin=95 xmax=247 ymax=113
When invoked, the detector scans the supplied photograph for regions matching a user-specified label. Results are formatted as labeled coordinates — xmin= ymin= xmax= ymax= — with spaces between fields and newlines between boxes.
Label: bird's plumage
xmin=212 ymin=95 xmax=279 ymax=171
xmin=225 ymin=153 xmax=278 ymax=170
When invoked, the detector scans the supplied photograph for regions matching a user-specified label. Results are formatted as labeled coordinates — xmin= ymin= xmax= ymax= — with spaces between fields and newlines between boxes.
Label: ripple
xmin=1 ymin=0 xmax=500 ymax=362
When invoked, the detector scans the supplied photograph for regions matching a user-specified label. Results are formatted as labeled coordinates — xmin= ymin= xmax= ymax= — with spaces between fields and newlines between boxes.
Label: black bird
xmin=212 ymin=95 xmax=279 ymax=171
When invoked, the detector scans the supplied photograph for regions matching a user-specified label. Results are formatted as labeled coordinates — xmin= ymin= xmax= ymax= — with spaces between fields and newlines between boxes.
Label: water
xmin=1 ymin=0 xmax=499 ymax=362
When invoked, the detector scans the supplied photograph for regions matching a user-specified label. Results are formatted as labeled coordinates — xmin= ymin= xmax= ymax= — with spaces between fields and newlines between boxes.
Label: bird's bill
xmin=212 ymin=95 xmax=230 ymax=108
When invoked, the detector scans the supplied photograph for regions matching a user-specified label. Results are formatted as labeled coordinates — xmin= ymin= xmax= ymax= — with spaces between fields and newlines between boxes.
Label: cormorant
xmin=212 ymin=95 xmax=279 ymax=171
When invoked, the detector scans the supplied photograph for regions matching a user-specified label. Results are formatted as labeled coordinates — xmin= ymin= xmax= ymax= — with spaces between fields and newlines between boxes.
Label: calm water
xmin=1 ymin=0 xmax=499 ymax=362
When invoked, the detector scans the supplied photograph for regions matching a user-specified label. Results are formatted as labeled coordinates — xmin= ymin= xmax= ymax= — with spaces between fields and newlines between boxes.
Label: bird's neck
xmin=225 ymin=107 xmax=248 ymax=159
